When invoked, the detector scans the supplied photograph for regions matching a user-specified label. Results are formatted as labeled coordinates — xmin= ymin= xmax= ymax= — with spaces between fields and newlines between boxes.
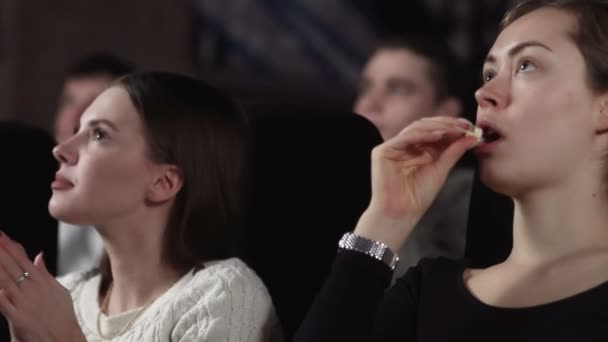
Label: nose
xmin=475 ymin=78 xmax=510 ymax=111
xmin=354 ymin=89 xmax=384 ymax=118
xmin=52 ymin=137 xmax=78 ymax=165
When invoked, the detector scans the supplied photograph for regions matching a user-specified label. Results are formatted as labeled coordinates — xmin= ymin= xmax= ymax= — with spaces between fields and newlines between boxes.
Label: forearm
xmin=57 ymin=328 xmax=87 ymax=342
xmin=292 ymin=251 xmax=393 ymax=342
xmin=9 ymin=327 xmax=86 ymax=342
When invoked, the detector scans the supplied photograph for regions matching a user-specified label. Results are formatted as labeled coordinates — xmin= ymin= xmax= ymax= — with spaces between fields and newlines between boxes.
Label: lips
xmin=474 ymin=121 xmax=505 ymax=155
xmin=51 ymin=174 xmax=74 ymax=190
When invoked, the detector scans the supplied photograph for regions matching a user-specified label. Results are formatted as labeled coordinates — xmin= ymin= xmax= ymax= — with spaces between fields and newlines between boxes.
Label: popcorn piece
xmin=464 ymin=126 xmax=484 ymax=142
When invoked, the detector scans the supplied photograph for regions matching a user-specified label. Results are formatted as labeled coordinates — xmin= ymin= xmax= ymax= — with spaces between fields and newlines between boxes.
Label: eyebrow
xmin=87 ymin=119 xmax=120 ymax=132
xmin=387 ymin=76 xmax=417 ymax=87
xmin=485 ymin=41 xmax=553 ymax=64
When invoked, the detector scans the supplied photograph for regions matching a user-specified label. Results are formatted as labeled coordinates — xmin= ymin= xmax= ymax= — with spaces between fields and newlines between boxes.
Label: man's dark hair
xmin=378 ymin=35 xmax=463 ymax=103
xmin=66 ymin=52 xmax=135 ymax=79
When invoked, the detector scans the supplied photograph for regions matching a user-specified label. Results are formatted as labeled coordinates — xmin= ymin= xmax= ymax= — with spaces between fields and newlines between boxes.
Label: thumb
xmin=33 ymin=252 xmax=49 ymax=274
xmin=436 ymin=136 xmax=476 ymax=176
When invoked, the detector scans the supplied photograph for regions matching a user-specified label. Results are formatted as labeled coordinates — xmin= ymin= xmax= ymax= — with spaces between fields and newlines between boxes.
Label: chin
xmin=48 ymin=198 xmax=90 ymax=225
xmin=48 ymin=203 xmax=73 ymax=223
xmin=478 ymin=165 xmax=519 ymax=197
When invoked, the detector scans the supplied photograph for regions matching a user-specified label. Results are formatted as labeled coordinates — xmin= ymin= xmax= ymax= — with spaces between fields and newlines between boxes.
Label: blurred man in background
xmin=55 ymin=53 xmax=134 ymax=143
xmin=353 ymin=35 xmax=473 ymax=276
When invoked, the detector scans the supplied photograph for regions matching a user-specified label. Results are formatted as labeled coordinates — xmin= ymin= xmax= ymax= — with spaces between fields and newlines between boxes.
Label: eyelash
xmin=91 ymin=128 xmax=106 ymax=141
xmin=517 ymin=59 xmax=535 ymax=73
xmin=482 ymin=71 xmax=495 ymax=83
xmin=481 ymin=59 xmax=536 ymax=83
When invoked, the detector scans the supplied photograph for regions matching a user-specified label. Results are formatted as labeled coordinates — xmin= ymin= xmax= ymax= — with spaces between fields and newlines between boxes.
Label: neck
xmin=97 ymin=206 xmax=185 ymax=315
xmin=508 ymin=170 xmax=608 ymax=266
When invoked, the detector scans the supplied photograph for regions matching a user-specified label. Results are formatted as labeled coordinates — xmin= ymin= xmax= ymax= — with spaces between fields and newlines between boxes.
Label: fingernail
xmin=455 ymin=118 xmax=474 ymax=127
xmin=1 ymin=231 xmax=13 ymax=241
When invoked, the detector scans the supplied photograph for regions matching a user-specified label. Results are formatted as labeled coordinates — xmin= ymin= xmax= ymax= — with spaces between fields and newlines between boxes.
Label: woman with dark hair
xmin=295 ymin=0 xmax=608 ymax=341
xmin=0 ymin=72 xmax=279 ymax=341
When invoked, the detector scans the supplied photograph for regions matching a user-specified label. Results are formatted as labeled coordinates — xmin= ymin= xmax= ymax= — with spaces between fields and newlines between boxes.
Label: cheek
xmin=513 ymin=83 xmax=591 ymax=144
xmin=76 ymin=155 xmax=152 ymax=206
xmin=353 ymin=97 xmax=366 ymax=113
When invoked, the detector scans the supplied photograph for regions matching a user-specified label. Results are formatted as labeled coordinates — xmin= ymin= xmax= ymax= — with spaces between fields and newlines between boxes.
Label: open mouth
xmin=483 ymin=128 xmax=502 ymax=143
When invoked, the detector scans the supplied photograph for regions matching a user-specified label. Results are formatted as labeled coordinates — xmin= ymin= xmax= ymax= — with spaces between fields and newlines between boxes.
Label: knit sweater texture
xmin=59 ymin=258 xmax=281 ymax=341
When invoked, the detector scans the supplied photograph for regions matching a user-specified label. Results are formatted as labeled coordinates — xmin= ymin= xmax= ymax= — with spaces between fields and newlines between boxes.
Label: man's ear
xmin=435 ymin=97 xmax=462 ymax=118
xmin=147 ymin=165 xmax=183 ymax=203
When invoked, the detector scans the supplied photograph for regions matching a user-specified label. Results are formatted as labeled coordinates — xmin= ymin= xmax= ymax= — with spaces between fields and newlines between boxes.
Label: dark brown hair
xmin=501 ymin=0 xmax=608 ymax=93
xmin=376 ymin=35 xmax=463 ymax=103
xmin=98 ymin=72 xmax=247 ymax=288
xmin=66 ymin=52 xmax=134 ymax=80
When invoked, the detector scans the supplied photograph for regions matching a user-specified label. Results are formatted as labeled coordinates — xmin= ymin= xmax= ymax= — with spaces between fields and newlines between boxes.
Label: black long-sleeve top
xmin=293 ymin=250 xmax=608 ymax=341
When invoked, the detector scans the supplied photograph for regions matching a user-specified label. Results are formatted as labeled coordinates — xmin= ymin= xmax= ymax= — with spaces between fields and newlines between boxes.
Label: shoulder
xmin=183 ymin=258 xmax=270 ymax=298
xmin=165 ymin=258 xmax=271 ymax=308
xmin=385 ymin=257 xmax=466 ymax=311
xmin=198 ymin=257 xmax=266 ymax=284
xmin=415 ymin=257 xmax=467 ymax=277
xmin=187 ymin=257 xmax=272 ymax=304
xmin=56 ymin=269 xmax=97 ymax=293
xmin=394 ymin=257 xmax=466 ymax=290
xmin=170 ymin=258 xmax=281 ymax=341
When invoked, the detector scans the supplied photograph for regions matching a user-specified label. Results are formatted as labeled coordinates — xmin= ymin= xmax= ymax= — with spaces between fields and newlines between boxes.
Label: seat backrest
xmin=0 ymin=121 xmax=58 ymax=338
xmin=238 ymin=111 xmax=382 ymax=338
xmin=0 ymin=121 xmax=58 ymax=271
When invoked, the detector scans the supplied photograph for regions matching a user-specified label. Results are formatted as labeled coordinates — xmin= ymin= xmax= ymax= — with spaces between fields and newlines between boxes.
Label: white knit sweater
xmin=58 ymin=258 xmax=282 ymax=342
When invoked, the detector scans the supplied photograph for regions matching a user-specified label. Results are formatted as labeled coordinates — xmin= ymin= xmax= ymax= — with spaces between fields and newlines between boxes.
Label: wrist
xmin=338 ymin=232 xmax=400 ymax=270
xmin=353 ymin=208 xmax=417 ymax=252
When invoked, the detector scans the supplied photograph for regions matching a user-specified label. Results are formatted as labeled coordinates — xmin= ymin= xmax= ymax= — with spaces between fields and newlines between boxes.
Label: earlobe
xmin=147 ymin=166 xmax=184 ymax=203
xmin=596 ymin=98 xmax=608 ymax=134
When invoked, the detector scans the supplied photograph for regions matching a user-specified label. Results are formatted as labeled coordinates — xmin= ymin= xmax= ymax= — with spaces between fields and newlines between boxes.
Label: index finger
xmin=0 ymin=232 xmax=36 ymax=276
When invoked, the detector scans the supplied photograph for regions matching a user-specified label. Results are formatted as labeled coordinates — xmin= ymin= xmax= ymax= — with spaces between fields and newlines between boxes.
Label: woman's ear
xmin=597 ymin=96 xmax=608 ymax=134
xmin=435 ymin=97 xmax=462 ymax=118
xmin=147 ymin=165 xmax=184 ymax=203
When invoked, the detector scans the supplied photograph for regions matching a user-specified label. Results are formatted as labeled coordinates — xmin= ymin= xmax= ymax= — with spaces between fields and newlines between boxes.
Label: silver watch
xmin=338 ymin=232 xmax=399 ymax=270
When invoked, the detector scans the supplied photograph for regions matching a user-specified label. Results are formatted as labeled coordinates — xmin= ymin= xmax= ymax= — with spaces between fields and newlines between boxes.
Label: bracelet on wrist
xmin=338 ymin=232 xmax=399 ymax=271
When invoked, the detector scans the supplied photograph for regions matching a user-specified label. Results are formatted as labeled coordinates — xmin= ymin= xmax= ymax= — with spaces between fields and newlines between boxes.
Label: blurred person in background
xmin=353 ymin=36 xmax=474 ymax=275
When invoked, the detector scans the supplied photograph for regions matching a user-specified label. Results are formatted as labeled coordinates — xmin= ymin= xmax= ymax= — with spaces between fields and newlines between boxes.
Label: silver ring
xmin=15 ymin=272 xmax=29 ymax=285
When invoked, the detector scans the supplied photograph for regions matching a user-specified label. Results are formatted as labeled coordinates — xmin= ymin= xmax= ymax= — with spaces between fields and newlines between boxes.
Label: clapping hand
xmin=0 ymin=232 xmax=85 ymax=342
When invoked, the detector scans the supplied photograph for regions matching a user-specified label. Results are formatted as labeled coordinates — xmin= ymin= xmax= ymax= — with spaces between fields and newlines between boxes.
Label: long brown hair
xmin=501 ymin=0 xmax=608 ymax=93
xmin=97 ymin=72 xmax=247 ymax=289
